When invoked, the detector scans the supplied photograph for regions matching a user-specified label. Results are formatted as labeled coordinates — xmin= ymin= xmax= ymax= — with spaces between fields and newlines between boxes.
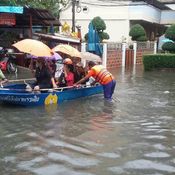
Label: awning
xmin=34 ymin=33 xmax=81 ymax=44
xmin=0 ymin=6 xmax=61 ymax=27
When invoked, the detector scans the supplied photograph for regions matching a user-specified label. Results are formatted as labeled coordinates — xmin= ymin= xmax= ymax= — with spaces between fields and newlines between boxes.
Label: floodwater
xmin=0 ymin=66 xmax=175 ymax=175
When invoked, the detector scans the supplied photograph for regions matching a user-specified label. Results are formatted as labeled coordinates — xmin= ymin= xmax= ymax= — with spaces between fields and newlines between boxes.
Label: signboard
xmin=0 ymin=6 xmax=23 ymax=14
xmin=0 ymin=13 xmax=16 ymax=25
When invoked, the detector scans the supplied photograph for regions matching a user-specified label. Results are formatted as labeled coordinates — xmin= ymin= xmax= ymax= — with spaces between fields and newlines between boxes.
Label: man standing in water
xmin=74 ymin=61 xmax=116 ymax=100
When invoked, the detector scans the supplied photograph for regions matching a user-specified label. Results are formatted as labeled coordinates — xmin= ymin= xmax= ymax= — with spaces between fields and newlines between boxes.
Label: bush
xmin=92 ymin=16 xmax=106 ymax=32
xmin=136 ymin=35 xmax=147 ymax=41
xmin=162 ymin=42 xmax=175 ymax=53
xmin=143 ymin=54 xmax=175 ymax=71
xmin=165 ymin=24 xmax=175 ymax=41
xmin=129 ymin=24 xmax=147 ymax=41
xmin=129 ymin=45 xmax=133 ymax=49
xmin=84 ymin=16 xmax=110 ymax=42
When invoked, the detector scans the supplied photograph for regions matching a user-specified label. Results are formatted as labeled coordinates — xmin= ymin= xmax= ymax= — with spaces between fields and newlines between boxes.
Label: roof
xmin=34 ymin=33 xmax=81 ymax=45
xmin=132 ymin=0 xmax=171 ymax=10
xmin=0 ymin=6 xmax=61 ymax=26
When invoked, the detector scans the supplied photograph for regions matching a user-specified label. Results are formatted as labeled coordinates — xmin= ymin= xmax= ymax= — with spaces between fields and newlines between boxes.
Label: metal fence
xmin=137 ymin=41 xmax=154 ymax=50
xmin=107 ymin=42 xmax=122 ymax=50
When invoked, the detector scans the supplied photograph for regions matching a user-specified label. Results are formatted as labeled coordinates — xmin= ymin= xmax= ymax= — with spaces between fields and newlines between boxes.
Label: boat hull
xmin=0 ymin=84 xmax=103 ymax=106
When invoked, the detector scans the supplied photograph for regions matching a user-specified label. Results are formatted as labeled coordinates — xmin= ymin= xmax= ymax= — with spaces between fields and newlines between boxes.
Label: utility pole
xmin=72 ymin=0 xmax=76 ymax=32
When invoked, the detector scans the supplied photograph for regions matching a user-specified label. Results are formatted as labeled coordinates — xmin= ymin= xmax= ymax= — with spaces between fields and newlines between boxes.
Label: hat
xmin=63 ymin=58 xmax=73 ymax=65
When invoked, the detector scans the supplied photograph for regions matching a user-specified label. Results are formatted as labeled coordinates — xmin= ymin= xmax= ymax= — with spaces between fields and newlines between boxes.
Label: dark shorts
xmin=103 ymin=80 xmax=116 ymax=100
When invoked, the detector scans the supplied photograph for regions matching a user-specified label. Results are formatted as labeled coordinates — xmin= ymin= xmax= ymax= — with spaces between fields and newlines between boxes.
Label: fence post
xmin=81 ymin=42 xmax=86 ymax=52
xmin=133 ymin=41 xmax=137 ymax=65
xmin=154 ymin=41 xmax=157 ymax=54
xmin=122 ymin=42 xmax=126 ymax=67
xmin=102 ymin=43 xmax=107 ymax=68
xmin=81 ymin=42 xmax=86 ymax=66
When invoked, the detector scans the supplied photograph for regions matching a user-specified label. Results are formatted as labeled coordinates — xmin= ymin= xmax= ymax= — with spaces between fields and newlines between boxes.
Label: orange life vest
xmin=91 ymin=65 xmax=114 ymax=85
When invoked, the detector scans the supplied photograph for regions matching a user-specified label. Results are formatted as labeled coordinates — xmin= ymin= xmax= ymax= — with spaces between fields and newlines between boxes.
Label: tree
xmin=129 ymin=24 xmax=147 ymax=41
xmin=84 ymin=16 xmax=110 ymax=42
xmin=0 ymin=0 xmax=69 ymax=18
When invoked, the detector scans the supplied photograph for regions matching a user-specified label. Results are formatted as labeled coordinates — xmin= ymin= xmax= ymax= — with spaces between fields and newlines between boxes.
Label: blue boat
xmin=0 ymin=83 xmax=103 ymax=106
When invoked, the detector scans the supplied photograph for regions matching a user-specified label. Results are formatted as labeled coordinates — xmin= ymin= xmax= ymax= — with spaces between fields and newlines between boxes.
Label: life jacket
xmin=91 ymin=65 xmax=114 ymax=85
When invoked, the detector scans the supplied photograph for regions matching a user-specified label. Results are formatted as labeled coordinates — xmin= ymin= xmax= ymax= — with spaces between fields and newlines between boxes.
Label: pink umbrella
xmin=28 ymin=52 xmax=62 ymax=61
xmin=48 ymin=52 xmax=62 ymax=61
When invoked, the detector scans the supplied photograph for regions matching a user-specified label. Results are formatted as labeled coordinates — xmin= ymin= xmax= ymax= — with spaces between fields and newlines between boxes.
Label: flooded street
xmin=0 ymin=66 xmax=175 ymax=175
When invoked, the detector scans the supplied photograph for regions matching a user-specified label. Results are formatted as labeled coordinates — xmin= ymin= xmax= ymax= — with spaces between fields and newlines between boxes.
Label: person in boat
xmin=74 ymin=61 xmax=116 ymax=100
xmin=63 ymin=58 xmax=74 ymax=86
xmin=46 ymin=59 xmax=57 ymax=77
xmin=28 ymin=58 xmax=57 ymax=91
xmin=57 ymin=58 xmax=74 ymax=87
xmin=74 ymin=62 xmax=86 ymax=83
xmin=0 ymin=68 xmax=8 ymax=85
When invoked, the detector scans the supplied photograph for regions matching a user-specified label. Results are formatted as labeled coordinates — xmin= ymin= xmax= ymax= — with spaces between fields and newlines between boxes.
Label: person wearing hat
xmin=57 ymin=58 xmax=74 ymax=87
xmin=74 ymin=61 xmax=116 ymax=100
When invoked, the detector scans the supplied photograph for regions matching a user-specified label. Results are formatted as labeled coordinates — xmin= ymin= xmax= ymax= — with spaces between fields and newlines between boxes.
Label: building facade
xmin=60 ymin=0 xmax=175 ymax=42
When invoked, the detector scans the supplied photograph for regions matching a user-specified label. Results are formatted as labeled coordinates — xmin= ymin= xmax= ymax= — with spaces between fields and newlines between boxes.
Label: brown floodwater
xmin=0 ymin=66 xmax=175 ymax=175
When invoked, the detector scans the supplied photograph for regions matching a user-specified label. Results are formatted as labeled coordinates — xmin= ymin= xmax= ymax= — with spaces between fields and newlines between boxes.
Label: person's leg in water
xmin=103 ymin=80 xmax=116 ymax=101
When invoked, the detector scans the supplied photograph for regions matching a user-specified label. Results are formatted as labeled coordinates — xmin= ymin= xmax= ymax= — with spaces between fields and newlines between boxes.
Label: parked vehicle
xmin=0 ymin=47 xmax=17 ymax=74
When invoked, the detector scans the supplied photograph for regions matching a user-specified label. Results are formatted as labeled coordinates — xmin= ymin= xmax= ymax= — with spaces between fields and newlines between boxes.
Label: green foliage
xmin=98 ymin=32 xmax=110 ymax=42
xmin=162 ymin=42 xmax=175 ymax=53
xmin=136 ymin=35 xmax=147 ymax=41
xmin=84 ymin=16 xmax=110 ymax=42
xmin=143 ymin=54 xmax=175 ymax=71
xmin=0 ymin=0 xmax=68 ymax=18
xmin=165 ymin=24 xmax=175 ymax=41
xmin=92 ymin=16 xmax=106 ymax=32
xmin=129 ymin=24 xmax=147 ymax=41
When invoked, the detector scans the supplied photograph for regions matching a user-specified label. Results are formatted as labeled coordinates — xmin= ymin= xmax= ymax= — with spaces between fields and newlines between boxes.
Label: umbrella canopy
xmin=12 ymin=39 xmax=52 ymax=57
xmin=52 ymin=44 xmax=81 ymax=58
xmin=81 ymin=52 xmax=102 ymax=63
xmin=46 ymin=52 xmax=63 ymax=61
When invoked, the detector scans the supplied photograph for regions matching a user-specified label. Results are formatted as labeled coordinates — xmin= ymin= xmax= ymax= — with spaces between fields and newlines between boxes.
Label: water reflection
xmin=0 ymin=66 xmax=175 ymax=175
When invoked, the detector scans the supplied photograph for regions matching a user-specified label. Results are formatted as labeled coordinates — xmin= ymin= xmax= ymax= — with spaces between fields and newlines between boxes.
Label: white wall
xmin=129 ymin=5 xmax=161 ymax=23
xmin=161 ymin=10 xmax=175 ymax=24
xmin=60 ymin=4 xmax=130 ymax=42
xmin=166 ymin=4 xmax=175 ymax=10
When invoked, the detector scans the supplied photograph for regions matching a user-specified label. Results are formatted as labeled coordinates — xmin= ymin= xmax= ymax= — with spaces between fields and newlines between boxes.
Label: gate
xmin=125 ymin=49 xmax=134 ymax=67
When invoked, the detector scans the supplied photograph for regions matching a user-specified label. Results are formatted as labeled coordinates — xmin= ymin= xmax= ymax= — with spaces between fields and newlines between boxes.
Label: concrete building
xmin=60 ymin=0 xmax=175 ymax=42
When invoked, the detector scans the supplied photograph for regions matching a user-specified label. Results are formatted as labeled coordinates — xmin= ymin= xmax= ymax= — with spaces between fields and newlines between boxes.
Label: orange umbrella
xmin=52 ymin=44 xmax=81 ymax=58
xmin=12 ymin=39 xmax=52 ymax=57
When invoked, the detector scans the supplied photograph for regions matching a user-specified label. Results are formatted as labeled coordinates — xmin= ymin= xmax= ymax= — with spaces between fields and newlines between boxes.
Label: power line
xmin=81 ymin=2 xmax=147 ymax=7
